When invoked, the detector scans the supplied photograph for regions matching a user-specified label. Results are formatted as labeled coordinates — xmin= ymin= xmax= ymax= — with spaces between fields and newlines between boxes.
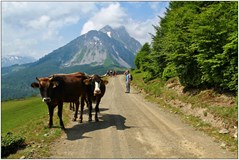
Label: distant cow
xmin=31 ymin=72 xmax=91 ymax=129
xmin=83 ymin=74 xmax=108 ymax=122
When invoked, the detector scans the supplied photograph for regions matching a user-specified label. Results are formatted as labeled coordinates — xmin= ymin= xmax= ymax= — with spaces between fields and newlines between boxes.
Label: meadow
xmin=2 ymin=96 xmax=71 ymax=158
xmin=2 ymin=97 xmax=47 ymax=134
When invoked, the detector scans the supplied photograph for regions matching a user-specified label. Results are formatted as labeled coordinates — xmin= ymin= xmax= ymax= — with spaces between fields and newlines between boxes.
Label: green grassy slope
xmin=1 ymin=96 xmax=72 ymax=158
xmin=2 ymin=97 xmax=47 ymax=134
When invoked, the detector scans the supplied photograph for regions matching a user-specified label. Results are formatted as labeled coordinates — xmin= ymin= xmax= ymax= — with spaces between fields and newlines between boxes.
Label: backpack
xmin=129 ymin=74 xmax=133 ymax=81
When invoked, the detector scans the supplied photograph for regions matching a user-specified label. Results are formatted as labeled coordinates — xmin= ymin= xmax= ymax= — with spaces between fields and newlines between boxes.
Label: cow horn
xmin=48 ymin=75 xmax=54 ymax=80
xmin=88 ymin=74 xmax=94 ymax=78
xmin=84 ymin=72 xmax=89 ymax=76
xmin=36 ymin=77 xmax=40 ymax=81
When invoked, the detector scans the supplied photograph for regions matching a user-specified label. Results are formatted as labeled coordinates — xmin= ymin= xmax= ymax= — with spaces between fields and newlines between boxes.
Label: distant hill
xmin=2 ymin=55 xmax=35 ymax=67
xmin=2 ymin=25 xmax=142 ymax=100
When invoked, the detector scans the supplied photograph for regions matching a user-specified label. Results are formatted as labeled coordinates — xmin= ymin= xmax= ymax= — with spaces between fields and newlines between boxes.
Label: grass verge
xmin=131 ymin=70 xmax=238 ymax=153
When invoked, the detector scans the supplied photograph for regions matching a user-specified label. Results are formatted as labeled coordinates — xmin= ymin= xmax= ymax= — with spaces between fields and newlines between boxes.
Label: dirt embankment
xmin=165 ymin=78 xmax=237 ymax=140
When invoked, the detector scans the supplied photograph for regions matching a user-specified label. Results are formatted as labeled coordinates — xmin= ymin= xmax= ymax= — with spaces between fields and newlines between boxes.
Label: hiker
xmin=124 ymin=70 xmax=132 ymax=93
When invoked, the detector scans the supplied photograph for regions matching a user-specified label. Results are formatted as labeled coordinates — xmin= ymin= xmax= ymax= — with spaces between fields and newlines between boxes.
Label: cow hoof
xmin=88 ymin=118 xmax=92 ymax=122
xmin=61 ymin=126 xmax=65 ymax=130
xmin=95 ymin=119 xmax=99 ymax=122
xmin=72 ymin=118 xmax=76 ymax=121
xmin=79 ymin=120 xmax=83 ymax=123
xmin=48 ymin=124 xmax=53 ymax=128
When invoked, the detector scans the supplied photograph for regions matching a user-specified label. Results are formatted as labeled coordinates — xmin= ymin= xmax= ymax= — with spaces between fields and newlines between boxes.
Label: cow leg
xmin=70 ymin=102 xmax=75 ymax=111
xmin=48 ymin=105 xmax=54 ymax=128
xmin=57 ymin=103 xmax=65 ymax=130
xmin=69 ymin=102 xmax=72 ymax=111
xmin=73 ymin=100 xmax=79 ymax=121
xmin=87 ymin=98 xmax=93 ymax=122
xmin=79 ymin=97 xmax=85 ymax=123
xmin=73 ymin=102 xmax=75 ymax=111
xmin=95 ymin=98 xmax=101 ymax=122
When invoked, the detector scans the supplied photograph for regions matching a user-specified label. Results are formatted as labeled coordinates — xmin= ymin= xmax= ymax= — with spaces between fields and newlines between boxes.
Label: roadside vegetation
xmin=131 ymin=71 xmax=237 ymax=152
xmin=135 ymin=1 xmax=237 ymax=92
xmin=1 ymin=97 xmax=71 ymax=158
xmin=133 ymin=1 xmax=237 ymax=153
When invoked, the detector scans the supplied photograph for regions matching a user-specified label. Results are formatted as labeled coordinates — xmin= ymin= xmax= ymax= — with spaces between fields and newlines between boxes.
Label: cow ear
xmin=103 ymin=80 xmax=108 ymax=85
xmin=52 ymin=81 xmax=59 ymax=88
xmin=83 ymin=79 xmax=91 ymax=85
xmin=31 ymin=82 xmax=39 ymax=88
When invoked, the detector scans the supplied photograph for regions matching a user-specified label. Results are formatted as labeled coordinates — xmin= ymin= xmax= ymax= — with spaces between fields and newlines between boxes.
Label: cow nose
xmin=42 ymin=97 xmax=51 ymax=103
xmin=94 ymin=89 xmax=101 ymax=95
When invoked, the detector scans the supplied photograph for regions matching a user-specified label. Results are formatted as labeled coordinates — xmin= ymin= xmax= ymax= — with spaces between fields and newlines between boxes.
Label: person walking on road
xmin=124 ymin=70 xmax=131 ymax=93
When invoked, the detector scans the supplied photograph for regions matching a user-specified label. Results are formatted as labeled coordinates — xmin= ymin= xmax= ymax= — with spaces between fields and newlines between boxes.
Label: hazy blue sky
xmin=2 ymin=2 xmax=169 ymax=59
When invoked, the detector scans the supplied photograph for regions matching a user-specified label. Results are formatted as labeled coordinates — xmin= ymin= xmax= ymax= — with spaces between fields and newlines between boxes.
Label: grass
xmin=2 ymin=97 xmax=47 ymax=134
xmin=131 ymin=70 xmax=238 ymax=153
xmin=1 ymin=96 xmax=71 ymax=158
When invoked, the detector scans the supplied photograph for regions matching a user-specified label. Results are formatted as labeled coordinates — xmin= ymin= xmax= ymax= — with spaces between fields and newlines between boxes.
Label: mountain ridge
xmin=2 ymin=55 xmax=36 ymax=67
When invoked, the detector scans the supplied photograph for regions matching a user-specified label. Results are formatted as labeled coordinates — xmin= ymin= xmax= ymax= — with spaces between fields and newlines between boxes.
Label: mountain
xmin=38 ymin=29 xmax=136 ymax=69
xmin=100 ymin=25 xmax=142 ymax=54
xmin=2 ymin=55 xmax=35 ymax=67
xmin=2 ymin=25 xmax=142 ymax=100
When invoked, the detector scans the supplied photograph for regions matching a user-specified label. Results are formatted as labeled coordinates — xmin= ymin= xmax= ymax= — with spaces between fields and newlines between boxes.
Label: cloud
xmin=81 ymin=3 xmax=126 ymax=35
xmin=81 ymin=2 xmax=167 ymax=45
xmin=2 ymin=2 xmax=97 ymax=59
xmin=125 ymin=15 xmax=162 ymax=45
xmin=28 ymin=15 xmax=51 ymax=30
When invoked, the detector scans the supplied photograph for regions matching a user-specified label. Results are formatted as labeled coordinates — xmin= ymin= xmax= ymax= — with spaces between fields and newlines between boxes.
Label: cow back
xmin=50 ymin=73 xmax=88 ymax=102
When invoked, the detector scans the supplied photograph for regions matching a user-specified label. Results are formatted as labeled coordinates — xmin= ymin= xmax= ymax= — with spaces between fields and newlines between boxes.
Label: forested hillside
xmin=135 ymin=1 xmax=238 ymax=93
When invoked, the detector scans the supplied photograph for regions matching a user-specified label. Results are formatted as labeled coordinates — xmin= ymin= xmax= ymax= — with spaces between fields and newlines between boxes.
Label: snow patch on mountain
xmin=107 ymin=32 xmax=112 ymax=38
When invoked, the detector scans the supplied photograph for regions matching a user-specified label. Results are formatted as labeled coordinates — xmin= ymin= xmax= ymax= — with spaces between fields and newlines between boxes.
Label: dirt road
xmin=50 ymin=75 xmax=236 ymax=158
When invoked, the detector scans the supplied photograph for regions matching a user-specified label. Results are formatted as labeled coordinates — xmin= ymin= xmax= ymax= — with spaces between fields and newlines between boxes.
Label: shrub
xmin=143 ymin=71 xmax=154 ymax=83
xmin=1 ymin=132 xmax=26 ymax=158
xmin=162 ymin=63 xmax=178 ymax=81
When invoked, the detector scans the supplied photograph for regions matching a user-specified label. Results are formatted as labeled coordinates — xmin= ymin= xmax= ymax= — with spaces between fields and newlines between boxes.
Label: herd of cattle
xmin=31 ymin=72 xmax=108 ymax=130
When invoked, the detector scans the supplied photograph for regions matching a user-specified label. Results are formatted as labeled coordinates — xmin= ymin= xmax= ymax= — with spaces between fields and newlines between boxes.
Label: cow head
xmin=31 ymin=76 xmax=60 ymax=103
xmin=83 ymin=74 xmax=108 ymax=96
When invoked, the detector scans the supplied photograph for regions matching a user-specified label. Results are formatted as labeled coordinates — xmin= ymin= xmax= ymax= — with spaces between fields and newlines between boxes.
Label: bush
xmin=1 ymin=132 xmax=26 ymax=158
xmin=162 ymin=63 xmax=178 ymax=81
xmin=143 ymin=71 xmax=154 ymax=83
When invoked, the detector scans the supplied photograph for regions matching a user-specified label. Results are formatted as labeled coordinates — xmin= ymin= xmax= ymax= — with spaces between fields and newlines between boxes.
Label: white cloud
xmin=81 ymin=3 xmax=126 ymax=35
xmin=125 ymin=16 xmax=160 ymax=45
xmin=2 ymin=2 xmax=97 ymax=59
xmin=28 ymin=15 xmax=51 ymax=30
xmin=81 ymin=2 xmax=166 ymax=45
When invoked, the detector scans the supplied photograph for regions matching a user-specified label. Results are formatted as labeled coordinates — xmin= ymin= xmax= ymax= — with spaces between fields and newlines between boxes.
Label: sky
xmin=2 ymin=1 xmax=169 ymax=59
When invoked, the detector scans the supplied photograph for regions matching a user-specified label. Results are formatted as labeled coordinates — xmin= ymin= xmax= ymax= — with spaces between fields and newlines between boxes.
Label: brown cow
xmin=83 ymin=74 xmax=108 ymax=122
xmin=31 ymin=72 xmax=91 ymax=129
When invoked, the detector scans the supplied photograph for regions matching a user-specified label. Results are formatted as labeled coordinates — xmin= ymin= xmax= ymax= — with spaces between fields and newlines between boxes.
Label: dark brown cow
xmin=83 ymin=74 xmax=108 ymax=122
xmin=31 ymin=72 xmax=90 ymax=129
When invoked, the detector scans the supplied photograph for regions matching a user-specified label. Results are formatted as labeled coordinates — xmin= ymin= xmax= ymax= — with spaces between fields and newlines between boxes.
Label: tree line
xmin=135 ymin=1 xmax=238 ymax=93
